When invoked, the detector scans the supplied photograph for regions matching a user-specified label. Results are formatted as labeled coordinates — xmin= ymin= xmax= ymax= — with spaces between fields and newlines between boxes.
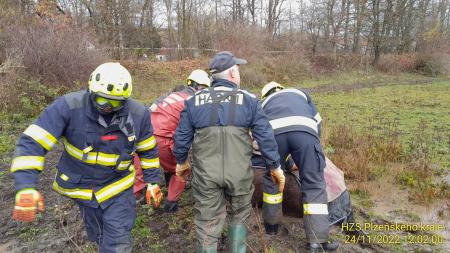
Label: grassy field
xmin=0 ymin=62 xmax=449 ymax=252
xmin=315 ymin=81 xmax=450 ymax=168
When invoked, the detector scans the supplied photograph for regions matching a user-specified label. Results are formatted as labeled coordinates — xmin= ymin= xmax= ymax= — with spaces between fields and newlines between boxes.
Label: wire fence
xmin=101 ymin=47 xmax=295 ymax=61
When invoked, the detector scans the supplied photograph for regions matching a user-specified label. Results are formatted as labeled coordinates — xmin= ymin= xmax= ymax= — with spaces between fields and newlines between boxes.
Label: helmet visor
xmin=95 ymin=96 xmax=123 ymax=108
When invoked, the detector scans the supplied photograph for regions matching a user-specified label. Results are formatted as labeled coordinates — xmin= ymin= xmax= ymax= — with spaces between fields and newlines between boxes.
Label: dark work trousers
xmin=275 ymin=131 xmax=329 ymax=243
xmin=77 ymin=188 xmax=136 ymax=253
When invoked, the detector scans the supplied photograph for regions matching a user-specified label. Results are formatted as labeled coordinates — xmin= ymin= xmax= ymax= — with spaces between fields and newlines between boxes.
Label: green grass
xmin=296 ymin=71 xmax=428 ymax=89
xmin=0 ymin=113 xmax=33 ymax=168
xmin=314 ymin=81 xmax=450 ymax=168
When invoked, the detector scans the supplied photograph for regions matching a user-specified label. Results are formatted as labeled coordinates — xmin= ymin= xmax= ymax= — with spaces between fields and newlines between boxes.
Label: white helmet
xmin=261 ymin=81 xmax=285 ymax=99
xmin=89 ymin=62 xmax=132 ymax=100
xmin=187 ymin=69 xmax=211 ymax=87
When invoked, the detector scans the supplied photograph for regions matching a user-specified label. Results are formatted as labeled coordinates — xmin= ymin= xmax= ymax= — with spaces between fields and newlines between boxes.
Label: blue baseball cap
xmin=209 ymin=51 xmax=247 ymax=73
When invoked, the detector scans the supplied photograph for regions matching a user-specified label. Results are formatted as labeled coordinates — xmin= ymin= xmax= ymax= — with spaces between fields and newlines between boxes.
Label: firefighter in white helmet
xmin=11 ymin=62 xmax=162 ymax=253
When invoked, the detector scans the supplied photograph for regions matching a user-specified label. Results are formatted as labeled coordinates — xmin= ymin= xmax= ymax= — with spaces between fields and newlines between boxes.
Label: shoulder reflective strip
xmin=11 ymin=156 xmax=45 ymax=172
xmin=303 ymin=203 xmax=328 ymax=215
xmin=169 ymin=93 xmax=185 ymax=101
xmin=52 ymin=181 xmax=93 ymax=200
xmin=95 ymin=170 xmax=136 ymax=203
xmin=140 ymin=157 xmax=160 ymax=169
xmin=314 ymin=113 xmax=322 ymax=124
xmin=261 ymin=89 xmax=307 ymax=108
xmin=263 ymin=192 xmax=283 ymax=204
xmin=23 ymin=124 xmax=57 ymax=151
xmin=63 ymin=139 xmax=119 ymax=166
xmin=136 ymin=136 xmax=156 ymax=151
xmin=117 ymin=160 xmax=132 ymax=170
xmin=269 ymin=116 xmax=318 ymax=133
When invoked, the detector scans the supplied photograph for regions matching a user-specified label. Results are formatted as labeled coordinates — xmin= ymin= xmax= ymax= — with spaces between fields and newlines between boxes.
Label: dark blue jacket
xmin=11 ymin=90 xmax=159 ymax=206
xmin=261 ymin=88 xmax=322 ymax=138
xmin=173 ymin=79 xmax=280 ymax=170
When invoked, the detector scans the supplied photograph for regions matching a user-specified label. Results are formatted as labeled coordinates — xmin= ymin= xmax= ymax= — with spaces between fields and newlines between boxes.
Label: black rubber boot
xmin=264 ymin=223 xmax=279 ymax=235
xmin=163 ymin=200 xmax=179 ymax=212
xmin=306 ymin=240 xmax=339 ymax=252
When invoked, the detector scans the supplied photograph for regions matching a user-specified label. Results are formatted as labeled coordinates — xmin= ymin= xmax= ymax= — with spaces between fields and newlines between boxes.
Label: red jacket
xmin=150 ymin=87 xmax=195 ymax=138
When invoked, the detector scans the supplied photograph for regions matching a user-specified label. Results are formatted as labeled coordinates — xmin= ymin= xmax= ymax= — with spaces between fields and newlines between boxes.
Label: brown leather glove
xmin=12 ymin=188 xmax=44 ymax=222
xmin=271 ymin=167 xmax=286 ymax=193
xmin=175 ymin=160 xmax=191 ymax=182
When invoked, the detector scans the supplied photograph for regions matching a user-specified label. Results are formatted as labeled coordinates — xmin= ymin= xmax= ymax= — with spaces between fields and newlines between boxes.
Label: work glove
xmin=146 ymin=184 xmax=163 ymax=208
xmin=270 ymin=167 xmax=286 ymax=193
xmin=175 ymin=160 xmax=191 ymax=182
xmin=12 ymin=188 xmax=44 ymax=222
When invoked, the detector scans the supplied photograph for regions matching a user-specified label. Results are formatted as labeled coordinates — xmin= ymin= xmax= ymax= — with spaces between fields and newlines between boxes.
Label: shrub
xmin=0 ymin=75 xmax=60 ymax=116
xmin=375 ymin=54 xmax=418 ymax=74
xmin=0 ymin=15 xmax=108 ymax=115
xmin=415 ymin=53 xmax=450 ymax=77
xmin=312 ymin=54 xmax=371 ymax=73
xmin=327 ymin=121 xmax=403 ymax=181
xmin=8 ymin=22 xmax=107 ymax=88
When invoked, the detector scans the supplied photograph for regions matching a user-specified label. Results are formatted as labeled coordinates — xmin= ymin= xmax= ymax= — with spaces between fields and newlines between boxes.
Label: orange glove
xmin=146 ymin=184 xmax=163 ymax=208
xmin=12 ymin=188 xmax=44 ymax=222
xmin=175 ymin=160 xmax=191 ymax=182
xmin=271 ymin=167 xmax=286 ymax=193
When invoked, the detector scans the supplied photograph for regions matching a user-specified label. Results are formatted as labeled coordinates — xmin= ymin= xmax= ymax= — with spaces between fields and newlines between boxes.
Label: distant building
xmin=156 ymin=54 xmax=167 ymax=62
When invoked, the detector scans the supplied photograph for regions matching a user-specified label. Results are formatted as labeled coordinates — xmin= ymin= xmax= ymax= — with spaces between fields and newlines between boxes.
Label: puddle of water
xmin=349 ymin=174 xmax=450 ymax=251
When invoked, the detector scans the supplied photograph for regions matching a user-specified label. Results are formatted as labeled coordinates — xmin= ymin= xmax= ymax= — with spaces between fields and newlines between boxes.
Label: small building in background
xmin=156 ymin=54 xmax=167 ymax=62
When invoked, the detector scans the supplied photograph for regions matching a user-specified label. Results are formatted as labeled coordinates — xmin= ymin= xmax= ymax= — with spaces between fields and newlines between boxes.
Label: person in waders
xmin=173 ymin=51 xmax=285 ymax=253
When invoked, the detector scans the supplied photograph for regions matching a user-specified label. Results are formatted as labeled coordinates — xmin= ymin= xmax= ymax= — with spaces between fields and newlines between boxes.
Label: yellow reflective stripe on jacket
xmin=117 ymin=160 xmax=132 ymax=171
xmin=52 ymin=181 xmax=93 ymax=200
xmin=23 ymin=124 xmax=58 ymax=151
xmin=140 ymin=157 xmax=159 ymax=169
xmin=95 ymin=152 xmax=119 ymax=166
xmin=136 ymin=136 xmax=156 ymax=151
xmin=11 ymin=156 xmax=45 ymax=172
xmin=263 ymin=192 xmax=283 ymax=204
xmin=303 ymin=203 xmax=328 ymax=215
xmin=95 ymin=169 xmax=136 ymax=203
xmin=63 ymin=138 xmax=119 ymax=166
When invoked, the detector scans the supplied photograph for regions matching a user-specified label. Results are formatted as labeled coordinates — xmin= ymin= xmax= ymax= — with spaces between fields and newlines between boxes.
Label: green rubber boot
xmin=228 ymin=224 xmax=247 ymax=253
xmin=196 ymin=243 xmax=217 ymax=253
